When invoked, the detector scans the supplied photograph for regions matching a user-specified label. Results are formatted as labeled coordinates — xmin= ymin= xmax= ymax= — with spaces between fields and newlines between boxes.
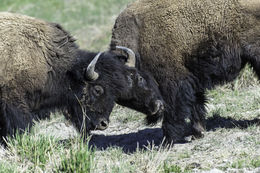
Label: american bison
xmin=0 ymin=12 xmax=164 ymax=142
xmin=111 ymin=0 xmax=260 ymax=143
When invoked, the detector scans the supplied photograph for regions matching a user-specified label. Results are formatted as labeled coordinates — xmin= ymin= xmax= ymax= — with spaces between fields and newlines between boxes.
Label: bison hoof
xmin=192 ymin=131 xmax=205 ymax=139
xmin=184 ymin=136 xmax=193 ymax=142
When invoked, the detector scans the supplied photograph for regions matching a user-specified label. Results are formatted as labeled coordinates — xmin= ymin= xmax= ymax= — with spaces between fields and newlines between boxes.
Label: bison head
xmin=66 ymin=46 xmax=164 ymax=135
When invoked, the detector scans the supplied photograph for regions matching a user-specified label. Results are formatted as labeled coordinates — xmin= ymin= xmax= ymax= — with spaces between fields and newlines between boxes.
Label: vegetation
xmin=0 ymin=0 xmax=259 ymax=172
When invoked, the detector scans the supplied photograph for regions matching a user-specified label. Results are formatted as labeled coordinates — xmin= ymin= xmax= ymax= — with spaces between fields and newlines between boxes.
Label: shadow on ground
xmin=89 ymin=114 xmax=260 ymax=153
xmin=206 ymin=113 xmax=260 ymax=131
xmin=89 ymin=128 xmax=164 ymax=153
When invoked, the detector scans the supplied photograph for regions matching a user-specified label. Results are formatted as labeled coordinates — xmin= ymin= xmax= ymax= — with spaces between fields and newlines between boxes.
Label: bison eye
xmin=93 ymin=85 xmax=104 ymax=97
xmin=137 ymin=75 xmax=147 ymax=86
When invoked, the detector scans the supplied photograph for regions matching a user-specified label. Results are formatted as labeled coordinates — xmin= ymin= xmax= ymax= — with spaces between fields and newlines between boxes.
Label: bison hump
xmin=0 ymin=12 xmax=77 ymax=91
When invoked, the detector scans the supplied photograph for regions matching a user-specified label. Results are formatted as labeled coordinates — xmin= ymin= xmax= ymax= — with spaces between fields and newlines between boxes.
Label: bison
xmin=111 ymin=0 xmax=260 ymax=143
xmin=0 ymin=12 xmax=164 ymax=142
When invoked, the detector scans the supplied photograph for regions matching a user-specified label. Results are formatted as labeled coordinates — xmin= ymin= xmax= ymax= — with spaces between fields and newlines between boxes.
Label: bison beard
xmin=0 ymin=12 xmax=165 ymax=143
xmin=111 ymin=0 xmax=260 ymax=143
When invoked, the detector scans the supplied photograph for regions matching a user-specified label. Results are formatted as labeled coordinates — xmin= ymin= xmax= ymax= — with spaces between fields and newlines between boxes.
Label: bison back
xmin=112 ymin=0 xmax=254 ymax=81
xmin=0 ymin=12 xmax=77 ymax=108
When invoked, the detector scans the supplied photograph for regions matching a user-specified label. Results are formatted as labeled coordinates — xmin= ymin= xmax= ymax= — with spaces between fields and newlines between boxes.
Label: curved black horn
xmin=85 ymin=52 xmax=102 ymax=81
xmin=116 ymin=46 xmax=136 ymax=67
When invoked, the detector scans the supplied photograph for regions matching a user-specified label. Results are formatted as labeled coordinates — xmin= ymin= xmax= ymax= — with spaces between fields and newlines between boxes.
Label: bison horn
xmin=116 ymin=46 xmax=136 ymax=67
xmin=85 ymin=52 xmax=102 ymax=81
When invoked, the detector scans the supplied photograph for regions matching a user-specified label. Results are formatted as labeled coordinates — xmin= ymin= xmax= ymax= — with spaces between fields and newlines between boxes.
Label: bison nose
xmin=97 ymin=119 xmax=109 ymax=130
xmin=151 ymin=100 xmax=164 ymax=115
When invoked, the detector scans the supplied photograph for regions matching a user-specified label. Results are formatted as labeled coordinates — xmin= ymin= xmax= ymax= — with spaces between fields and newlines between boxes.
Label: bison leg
xmin=161 ymin=76 xmax=206 ymax=143
xmin=160 ymin=80 xmax=191 ymax=143
xmin=162 ymin=111 xmax=190 ymax=144
xmin=0 ymin=100 xmax=33 ymax=143
xmin=190 ymin=91 xmax=207 ymax=138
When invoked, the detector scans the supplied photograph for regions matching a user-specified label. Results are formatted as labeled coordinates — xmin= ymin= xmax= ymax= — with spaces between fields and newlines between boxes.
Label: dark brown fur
xmin=111 ymin=0 xmax=260 ymax=143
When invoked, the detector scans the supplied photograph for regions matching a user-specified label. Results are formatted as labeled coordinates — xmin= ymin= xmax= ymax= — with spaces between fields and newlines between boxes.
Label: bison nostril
xmin=98 ymin=120 xmax=108 ymax=130
xmin=151 ymin=100 xmax=164 ymax=115
xmin=101 ymin=121 xmax=108 ymax=128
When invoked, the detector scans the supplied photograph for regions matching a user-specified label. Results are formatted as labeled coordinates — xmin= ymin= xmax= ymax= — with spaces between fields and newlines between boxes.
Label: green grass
xmin=0 ymin=0 xmax=132 ymax=51
xmin=0 ymin=162 xmax=16 ymax=173
xmin=163 ymin=162 xmax=182 ymax=173
xmin=231 ymin=157 xmax=260 ymax=169
xmin=0 ymin=0 xmax=260 ymax=172
xmin=6 ymin=131 xmax=62 ymax=171
xmin=4 ymin=130 xmax=96 ymax=173
xmin=206 ymin=75 xmax=260 ymax=120
xmin=55 ymin=139 xmax=95 ymax=173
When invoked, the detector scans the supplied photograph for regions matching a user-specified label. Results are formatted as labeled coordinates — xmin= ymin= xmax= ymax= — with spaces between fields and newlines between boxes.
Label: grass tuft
xmin=55 ymin=139 xmax=96 ymax=173
xmin=163 ymin=162 xmax=182 ymax=173
xmin=6 ymin=131 xmax=61 ymax=171
xmin=0 ymin=162 xmax=16 ymax=173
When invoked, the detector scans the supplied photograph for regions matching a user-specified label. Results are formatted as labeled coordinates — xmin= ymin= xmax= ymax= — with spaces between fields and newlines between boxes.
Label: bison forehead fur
xmin=0 ymin=12 xmax=165 ymax=142
xmin=111 ymin=0 xmax=260 ymax=143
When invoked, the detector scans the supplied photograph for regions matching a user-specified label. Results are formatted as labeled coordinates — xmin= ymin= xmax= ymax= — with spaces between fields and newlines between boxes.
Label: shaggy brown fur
xmin=111 ymin=0 xmax=260 ymax=143
xmin=0 ymin=12 xmax=165 ymax=142
xmin=0 ymin=12 xmax=77 ymax=110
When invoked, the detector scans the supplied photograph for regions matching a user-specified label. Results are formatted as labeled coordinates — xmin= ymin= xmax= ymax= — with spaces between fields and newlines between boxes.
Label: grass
xmin=55 ymin=139 xmax=95 ymax=173
xmin=0 ymin=0 xmax=260 ymax=172
xmin=0 ymin=0 xmax=132 ymax=51
xmin=163 ymin=163 xmax=182 ymax=173
xmin=231 ymin=157 xmax=260 ymax=169
xmin=0 ymin=162 xmax=16 ymax=173
xmin=7 ymin=132 xmax=58 ymax=170
xmin=4 ymin=129 xmax=97 ymax=173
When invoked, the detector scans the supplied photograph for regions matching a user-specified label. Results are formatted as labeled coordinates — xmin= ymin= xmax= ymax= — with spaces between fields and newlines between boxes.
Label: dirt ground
xmin=0 ymin=87 xmax=259 ymax=172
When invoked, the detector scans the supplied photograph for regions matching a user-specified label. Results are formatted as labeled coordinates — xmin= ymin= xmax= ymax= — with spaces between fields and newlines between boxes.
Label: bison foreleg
xmin=190 ymin=91 xmax=207 ymax=138
xmin=162 ymin=111 xmax=191 ymax=144
xmin=161 ymin=76 xmax=206 ymax=144
xmin=0 ymin=101 xmax=33 ymax=144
